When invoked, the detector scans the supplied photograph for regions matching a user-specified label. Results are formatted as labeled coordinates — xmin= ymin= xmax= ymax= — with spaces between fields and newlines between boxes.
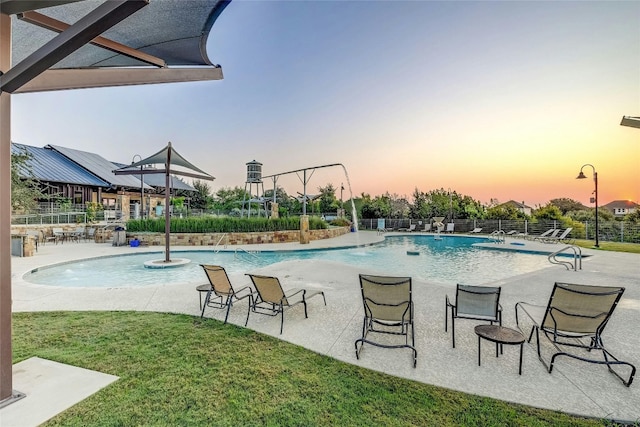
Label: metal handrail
xmin=548 ymin=245 xmax=582 ymax=271
xmin=234 ymin=247 xmax=260 ymax=259
xmin=213 ymin=233 xmax=228 ymax=253
xmin=488 ymin=230 xmax=505 ymax=244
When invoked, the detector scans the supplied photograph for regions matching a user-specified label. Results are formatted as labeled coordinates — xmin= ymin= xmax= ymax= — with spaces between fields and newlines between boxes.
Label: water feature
xmin=339 ymin=163 xmax=358 ymax=232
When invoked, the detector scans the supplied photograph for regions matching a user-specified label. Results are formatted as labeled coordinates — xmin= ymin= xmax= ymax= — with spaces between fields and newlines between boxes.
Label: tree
xmin=317 ymin=183 xmax=340 ymax=214
xmin=190 ymin=179 xmax=213 ymax=210
xmin=532 ymin=204 xmax=564 ymax=220
xmin=549 ymin=198 xmax=586 ymax=215
xmin=11 ymin=147 xmax=46 ymax=213
xmin=212 ymin=186 xmax=250 ymax=213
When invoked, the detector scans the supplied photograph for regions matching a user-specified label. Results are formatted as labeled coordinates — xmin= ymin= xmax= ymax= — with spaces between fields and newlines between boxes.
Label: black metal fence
xmin=358 ymin=218 xmax=640 ymax=244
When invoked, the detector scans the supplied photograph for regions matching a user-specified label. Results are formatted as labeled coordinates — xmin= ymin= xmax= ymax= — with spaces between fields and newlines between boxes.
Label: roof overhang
xmin=620 ymin=116 xmax=640 ymax=129
xmin=1 ymin=0 xmax=230 ymax=94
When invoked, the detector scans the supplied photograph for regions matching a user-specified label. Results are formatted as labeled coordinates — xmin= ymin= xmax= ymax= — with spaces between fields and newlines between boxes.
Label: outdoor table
xmin=475 ymin=324 xmax=525 ymax=375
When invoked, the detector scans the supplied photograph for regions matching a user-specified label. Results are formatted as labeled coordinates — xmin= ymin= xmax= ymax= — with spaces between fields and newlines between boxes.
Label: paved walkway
xmin=7 ymin=231 xmax=640 ymax=424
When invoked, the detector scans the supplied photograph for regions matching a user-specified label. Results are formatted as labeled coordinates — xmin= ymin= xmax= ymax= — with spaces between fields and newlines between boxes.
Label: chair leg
xmin=223 ymin=297 xmax=232 ymax=324
xmin=279 ymin=303 xmax=284 ymax=334
xmin=451 ymin=316 xmax=456 ymax=348
xmin=245 ymin=294 xmax=253 ymax=327
xmin=200 ymin=291 xmax=211 ymax=318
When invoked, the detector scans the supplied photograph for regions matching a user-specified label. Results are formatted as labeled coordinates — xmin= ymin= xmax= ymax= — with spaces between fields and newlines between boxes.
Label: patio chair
xmin=515 ymin=282 xmax=635 ymax=386
xmin=542 ymin=227 xmax=573 ymax=244
xmin=355 ymin=274 xmax=417 ymax=367
xmin=200 ymin=265 xmax=254 ymax=324
xmin=445 ymin=284 xmax=502 ymax=348
xmin=41 ymin=229 xmax=58 ymax=245
xmin=245 ymin=274 xmax=326 ymax=334
xmin=469 ymin=228 xmax=482 ymax=234
xmin=52 ymin=227 xmax=65 ymax=243
xmin=527 ymin=228 xmax=556 ymax=241
xmin=422 ymin=223 xmax=432 ymax=232
xmin=445 ymin=222 xmax=455 ymax=233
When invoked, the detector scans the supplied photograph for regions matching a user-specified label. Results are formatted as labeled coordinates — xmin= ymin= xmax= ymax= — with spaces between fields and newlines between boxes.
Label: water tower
xmin=242 ymin=160 xmax=267 ymax=217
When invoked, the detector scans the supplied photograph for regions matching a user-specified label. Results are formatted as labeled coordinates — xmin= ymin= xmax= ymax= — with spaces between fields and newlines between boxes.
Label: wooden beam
xmin=0 ymin=0 xmax=84 ymax=15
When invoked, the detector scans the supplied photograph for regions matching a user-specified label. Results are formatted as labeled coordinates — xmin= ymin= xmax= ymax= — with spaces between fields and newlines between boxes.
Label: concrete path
xmin=4 ymin=231 xmax=640 ymax=425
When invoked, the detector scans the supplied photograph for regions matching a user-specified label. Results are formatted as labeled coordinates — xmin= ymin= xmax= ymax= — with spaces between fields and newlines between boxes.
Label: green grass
xmin=572 ymin=239 xmax=640 ymax=254
xmin=12 ymin=311 xmax=611 ymax=427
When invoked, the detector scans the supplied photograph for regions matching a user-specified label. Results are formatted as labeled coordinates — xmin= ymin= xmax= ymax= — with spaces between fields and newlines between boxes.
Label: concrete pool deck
xmin=4 ymin=231 xmax=640 ymax=425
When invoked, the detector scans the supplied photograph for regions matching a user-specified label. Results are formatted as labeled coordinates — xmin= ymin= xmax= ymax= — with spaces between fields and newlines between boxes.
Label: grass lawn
xmin=572 ymin=240 xmax=640 ymax=254
xmin=12 ymin=311 xmax=613 ymax=427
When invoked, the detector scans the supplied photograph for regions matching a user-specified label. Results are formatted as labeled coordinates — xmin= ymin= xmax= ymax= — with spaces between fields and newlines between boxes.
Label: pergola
xmin=1 ymin=0 xmax=231 ymax=406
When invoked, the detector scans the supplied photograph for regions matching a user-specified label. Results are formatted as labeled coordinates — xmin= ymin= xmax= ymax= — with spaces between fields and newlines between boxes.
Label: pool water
xmin=25 ymin=235 xmax=551 ymax=288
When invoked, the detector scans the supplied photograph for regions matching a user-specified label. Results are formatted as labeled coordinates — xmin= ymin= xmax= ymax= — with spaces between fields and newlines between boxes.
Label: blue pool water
xmin=24 ymin=235 xmax=551 ymax=288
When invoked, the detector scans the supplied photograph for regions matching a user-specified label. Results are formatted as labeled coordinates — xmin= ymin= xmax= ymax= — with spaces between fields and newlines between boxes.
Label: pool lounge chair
xmin=445 ymin=223 xmax=455 ymax=233
xmin=542 ymin=227 xmax=573 ymax=244
xmin=515 ymin=282 xmax=635 ymax=386
xmin=200 ymin=265 xmax=254 ymax=324
xmin=527 ymin=228 xmax=556 ymax=241
xmin=355 ymin=274 xmax=417 ymax=367
xmin=469 ymin=228 xmax=482 ymax=234
xmin=445 ymin=284 xmax=502 ymax=348
xmin=245 ymin=274 xmax=326 ymax=334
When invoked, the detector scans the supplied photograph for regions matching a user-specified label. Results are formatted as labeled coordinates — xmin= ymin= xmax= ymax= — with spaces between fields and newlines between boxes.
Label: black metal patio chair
xmin=445 ymin=284 xmax=502 ymax=348
xmin=515 ymin=282 xmax=635 ymax=386
xmin=355 ymin=274 xmax=417 ymax=367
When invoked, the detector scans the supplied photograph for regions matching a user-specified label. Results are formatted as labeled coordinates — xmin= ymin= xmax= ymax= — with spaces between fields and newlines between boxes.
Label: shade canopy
xmin=1 ymin=0 xmax=230 ymax=93
xmin=116 ymin=142 xmax=214 ymax=181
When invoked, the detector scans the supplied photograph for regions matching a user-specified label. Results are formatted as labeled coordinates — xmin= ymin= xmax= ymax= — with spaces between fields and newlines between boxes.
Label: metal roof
xmin=47 ymin=144 xmax=153 ymax=189
xmin=111 ymin=162 xmax=196 ymax=191
xmin=11 ymin=142 xmax=110 ymax=187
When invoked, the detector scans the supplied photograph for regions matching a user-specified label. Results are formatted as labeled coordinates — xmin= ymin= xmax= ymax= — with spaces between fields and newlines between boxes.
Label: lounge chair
xmin=469 ymin=228 xmax=482 ymax=234
xmin=527 ymin=228 xmax=556 ymax=241
xmin=445 ymin=284 xmax=502 ymax=348
xmin=355 ymin=274 xmax=417 ymax=367
xmin=399 ymin=224 xmax=416 ymax=232
xmin=200 ymin=265 xmax=254 ymax=324
xmin=515 ymin=282 xmax=635 ymax=386
xmin=245 ymin=274 xmax=326 ymax=334
xmin=422 ymin=223 xmax=432 ymax=232
xmin=445 ymin=222 xmax=455 ymax=233
xmin=542 ymin=227 xmax=573 ymax=244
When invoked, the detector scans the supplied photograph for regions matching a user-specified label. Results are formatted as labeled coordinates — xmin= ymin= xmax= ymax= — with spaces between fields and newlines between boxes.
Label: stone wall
xmin=130 ymin=226 xmax=350 ymax=247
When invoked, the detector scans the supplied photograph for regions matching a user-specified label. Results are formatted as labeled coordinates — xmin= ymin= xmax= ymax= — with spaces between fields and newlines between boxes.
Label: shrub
xmin=126 ymin=216 xmax=329 ymax=233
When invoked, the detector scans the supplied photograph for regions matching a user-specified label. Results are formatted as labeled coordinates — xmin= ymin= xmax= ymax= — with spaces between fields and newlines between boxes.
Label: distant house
xmin=12 ymin=142 xmax=197 ymax=220
xmin=497 ymin=200 xmax=532 ymax=216
xmin=601 ymin=200 xmax=639 ymax=217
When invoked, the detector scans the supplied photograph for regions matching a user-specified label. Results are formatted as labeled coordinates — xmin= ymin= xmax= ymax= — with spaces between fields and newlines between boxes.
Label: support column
xmin=0 ymin=12 xmax=22 ymax=406
xmin=299 ymin=215 xmax=310 ymax=244
xmin=270 ymin=202 xmax=279 ymax=219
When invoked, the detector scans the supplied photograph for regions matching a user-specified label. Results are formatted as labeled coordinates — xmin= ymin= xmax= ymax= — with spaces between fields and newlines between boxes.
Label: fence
xmin=358 ymin=218 xmax=640 ymax=244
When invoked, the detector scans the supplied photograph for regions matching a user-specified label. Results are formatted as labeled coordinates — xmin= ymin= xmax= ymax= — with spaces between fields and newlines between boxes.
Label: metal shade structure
xmin=114 ymin=142 xmax=214 ymax=263
xmin=1 ymin=0 xmax=230 ymax=406
xmin=620 ymin=116 xmax=640 ymax=129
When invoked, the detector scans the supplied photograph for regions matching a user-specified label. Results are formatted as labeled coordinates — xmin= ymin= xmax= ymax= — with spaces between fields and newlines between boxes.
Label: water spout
xmin=339 ymin=164 xmax=358 ymax=232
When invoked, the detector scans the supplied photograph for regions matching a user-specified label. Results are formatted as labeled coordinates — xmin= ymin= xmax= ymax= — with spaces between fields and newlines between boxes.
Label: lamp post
xmin=448 ymin=188 xmax=453 ymax=223
xmin=576 ymin=164 xmax=598 ymax=248
xmin=132 ymin=154 xmax=144 ymax=219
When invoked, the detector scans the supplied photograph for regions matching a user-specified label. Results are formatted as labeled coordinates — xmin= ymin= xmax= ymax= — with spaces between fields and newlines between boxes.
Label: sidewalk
xmin=6 ymin=231 xmax=640 ymax=425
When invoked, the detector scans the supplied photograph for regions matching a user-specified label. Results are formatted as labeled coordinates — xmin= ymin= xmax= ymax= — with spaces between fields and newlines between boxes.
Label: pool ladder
xmin=213 ymin=233 xmax=228 ymax=253
xmin=234 ymin=247 xmax=260 ymax=260
xmin=488 ymin=230 xmax=505 ymax=244
xmin=548 ymin=245 xmax=582 ymax=271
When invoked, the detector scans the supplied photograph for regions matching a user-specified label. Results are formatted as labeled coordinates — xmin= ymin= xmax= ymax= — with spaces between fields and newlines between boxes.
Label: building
xmin=497 ymin=200 xmax=532 ymax=216
xmin=601 ymin=200 xmax=639 ymax=217
xmin=12 ymin=142 xmax=196 ymax=220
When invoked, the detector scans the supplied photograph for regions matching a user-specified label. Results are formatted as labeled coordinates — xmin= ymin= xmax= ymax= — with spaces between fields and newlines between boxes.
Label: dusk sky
xmin=12 ymin=0 xmax=640 ymax=208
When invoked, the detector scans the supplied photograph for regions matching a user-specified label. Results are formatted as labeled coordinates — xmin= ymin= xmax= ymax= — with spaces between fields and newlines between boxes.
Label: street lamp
xmin=132 ymin=154 xmax=144 ymax=219
xmin=576 ymin=164 xmax=598 ymax=248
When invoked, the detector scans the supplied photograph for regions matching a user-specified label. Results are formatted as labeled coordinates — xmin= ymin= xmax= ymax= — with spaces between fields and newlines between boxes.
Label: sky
xmin=11 ymin=0 xmax=640 ymax=208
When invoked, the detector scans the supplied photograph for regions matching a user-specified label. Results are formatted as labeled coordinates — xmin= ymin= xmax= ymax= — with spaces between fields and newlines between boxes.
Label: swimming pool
xmin=24 ymin=235 xmax=552 ymax=288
